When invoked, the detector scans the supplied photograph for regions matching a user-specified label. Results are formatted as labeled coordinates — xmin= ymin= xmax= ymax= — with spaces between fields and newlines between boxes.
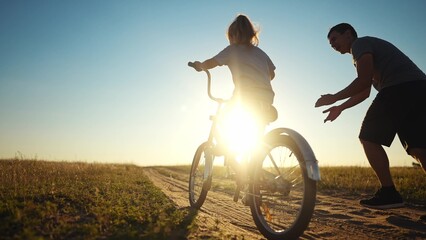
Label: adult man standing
xmin=315 ymin=23 xmax=426 ymax=209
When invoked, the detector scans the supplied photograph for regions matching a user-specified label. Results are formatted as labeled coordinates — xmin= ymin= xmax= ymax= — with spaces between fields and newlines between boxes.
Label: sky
xmin=1 ymin=0 xmax=426 ymax=167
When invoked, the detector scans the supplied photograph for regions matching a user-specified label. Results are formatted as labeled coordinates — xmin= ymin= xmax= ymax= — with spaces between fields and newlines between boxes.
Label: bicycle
xmin=187 ymin=62 xmax=321 ymax=240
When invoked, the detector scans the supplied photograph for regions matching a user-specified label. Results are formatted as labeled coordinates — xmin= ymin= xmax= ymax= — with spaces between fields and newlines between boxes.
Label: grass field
xmin=0 ymin=159 xmax=195 ymax=239
xmin=319 ymin=166 xmax=425 ymax=204
xmin=1 ymin=159 xmax=425 ymax=239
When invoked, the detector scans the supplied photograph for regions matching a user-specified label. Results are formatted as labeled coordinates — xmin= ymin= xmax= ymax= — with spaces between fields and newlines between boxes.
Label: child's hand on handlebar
xmin=188 ymin=61 xmax=203 ymax=72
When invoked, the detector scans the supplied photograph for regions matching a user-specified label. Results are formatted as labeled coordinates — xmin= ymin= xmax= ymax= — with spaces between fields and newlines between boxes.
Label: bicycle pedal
xmin=241 ymin=194 xmax=250 ymax=206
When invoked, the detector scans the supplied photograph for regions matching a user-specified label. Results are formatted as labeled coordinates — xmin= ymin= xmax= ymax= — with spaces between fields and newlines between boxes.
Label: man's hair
xmin=327 ymin=23 xmax=358 ymax=39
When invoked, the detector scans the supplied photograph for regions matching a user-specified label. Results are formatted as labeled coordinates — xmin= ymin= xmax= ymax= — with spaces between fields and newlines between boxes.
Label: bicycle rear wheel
xmin=249 ymin=135 xmax=316 ymax=240
xmin=189 ymin=142 xmax=213 ymax=209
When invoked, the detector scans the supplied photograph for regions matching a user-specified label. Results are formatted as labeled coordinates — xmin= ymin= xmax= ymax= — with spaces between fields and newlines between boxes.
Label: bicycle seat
xmin=265 ymin=105 xmax=278 ymax=123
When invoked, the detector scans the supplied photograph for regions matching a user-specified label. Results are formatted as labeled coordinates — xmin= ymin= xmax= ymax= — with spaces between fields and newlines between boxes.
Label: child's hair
xmin=227 ymin=14 xmax=259 ymax=46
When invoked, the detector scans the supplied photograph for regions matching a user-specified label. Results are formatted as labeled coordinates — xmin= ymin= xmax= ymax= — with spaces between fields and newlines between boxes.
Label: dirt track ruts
xmin=144 ymin=167 xmax=426 ymax=240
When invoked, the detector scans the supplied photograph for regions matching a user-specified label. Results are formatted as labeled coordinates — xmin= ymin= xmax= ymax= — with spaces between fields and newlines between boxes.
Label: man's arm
xmin=338 ymin=86 xmax=371 ymax=110
xmin=333 ymin=53 xmax=374 ymax=100
xmin=322 ymin=87 xmax=371 ymax=123
xmin=315 ymin=53 xmax=374 ymax=107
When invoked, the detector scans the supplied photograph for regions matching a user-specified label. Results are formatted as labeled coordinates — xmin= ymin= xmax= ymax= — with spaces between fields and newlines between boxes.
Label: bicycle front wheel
xmin=249 ymin=135 xmax=316 ymax=240
xmin=188 ymin=142 xmax=213 ymax=209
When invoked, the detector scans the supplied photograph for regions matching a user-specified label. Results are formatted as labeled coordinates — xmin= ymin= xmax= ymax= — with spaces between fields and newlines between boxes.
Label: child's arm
xmin=194 ymin=58 xmax=219 ymax=71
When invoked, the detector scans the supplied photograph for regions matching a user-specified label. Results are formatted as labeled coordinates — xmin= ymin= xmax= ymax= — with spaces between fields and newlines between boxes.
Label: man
xmin=315 ymin=23 xmax=426 ymax=209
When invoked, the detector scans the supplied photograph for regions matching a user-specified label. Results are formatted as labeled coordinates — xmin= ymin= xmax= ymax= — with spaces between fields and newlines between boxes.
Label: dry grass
xmin=0 ymin=159 xmax=194 ymax=239
xmin=1 ymin=158 xmax=424 ymax=239
xmin=317 ymin=166 xmax=426 ymax=205
xmin=161 ymin=164 xmax=426 ymax=206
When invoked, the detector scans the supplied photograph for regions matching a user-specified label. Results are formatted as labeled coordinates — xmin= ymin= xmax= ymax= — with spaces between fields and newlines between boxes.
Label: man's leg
xmin=408 ymin=148 xmax=426 ymax=173
xmin=360 ymin=139 xmax=394 ymax=187
xmin=359 ymin=139 xmax=404 ymax=209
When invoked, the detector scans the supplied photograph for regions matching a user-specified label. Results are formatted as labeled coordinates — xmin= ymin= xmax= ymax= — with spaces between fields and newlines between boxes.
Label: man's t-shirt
xmin=351 ymin=36 xmax=426 ymax=91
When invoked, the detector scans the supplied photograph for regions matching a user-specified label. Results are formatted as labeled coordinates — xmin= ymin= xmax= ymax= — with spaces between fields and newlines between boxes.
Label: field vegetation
xmin=0 ymin=159 xmax=195 ymax=239
xmin=162 ymin=164 xmax=426 ymax=206
xmin=1 ymin=158 xmax=424 ymax=239
xmin=318 ymin=166 xmax=425 ymax=206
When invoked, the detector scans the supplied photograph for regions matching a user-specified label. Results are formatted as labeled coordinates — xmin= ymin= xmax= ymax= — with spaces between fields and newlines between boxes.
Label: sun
xmin=218 ymin=104 xmax=264 ymax=155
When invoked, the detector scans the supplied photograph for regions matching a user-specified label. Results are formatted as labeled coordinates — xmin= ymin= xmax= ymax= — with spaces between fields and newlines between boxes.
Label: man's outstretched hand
xmin=316 ymin=94 xmax=342 ymax=123
xmin=315 ymin=94 xmax=337 ymax=108
xmin=322 ymin=106 xmax=342 ymax=123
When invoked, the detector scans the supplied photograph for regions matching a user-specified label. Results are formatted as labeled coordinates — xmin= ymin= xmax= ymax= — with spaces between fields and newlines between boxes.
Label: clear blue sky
xmin=1 ymin=0 xmax=426 ymax=166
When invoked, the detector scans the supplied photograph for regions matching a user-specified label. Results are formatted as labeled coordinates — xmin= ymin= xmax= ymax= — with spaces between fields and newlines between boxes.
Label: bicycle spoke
xmin=249 ymin=135 xmax=316 ymax=240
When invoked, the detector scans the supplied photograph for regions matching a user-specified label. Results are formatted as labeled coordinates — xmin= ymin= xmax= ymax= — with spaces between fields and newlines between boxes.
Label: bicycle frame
xmin=191 ymin=66 xmax=261 ymax=192
xmin=197 ymin=69 xmax=224 ymax=181
xmin=196 ymin=67 xmax=320 ymax=181
xmin=195 ymin=69 xmax=243 ymax=186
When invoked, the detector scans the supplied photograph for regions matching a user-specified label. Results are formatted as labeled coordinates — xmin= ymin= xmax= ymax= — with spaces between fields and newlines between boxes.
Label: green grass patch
xmin=0 ymin=159 xmax=195 ymax=239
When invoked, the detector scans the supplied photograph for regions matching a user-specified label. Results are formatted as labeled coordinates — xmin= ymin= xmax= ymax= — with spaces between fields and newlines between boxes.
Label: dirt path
xmin=143 ymin=167 xmax=426 ymax=240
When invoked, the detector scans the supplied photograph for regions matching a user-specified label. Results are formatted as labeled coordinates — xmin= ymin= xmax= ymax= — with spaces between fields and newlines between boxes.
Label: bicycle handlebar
xmin=188 ymin=62 xmax=224 ymax=103
xmin=187 ymin=62 xmax=200 ymax=71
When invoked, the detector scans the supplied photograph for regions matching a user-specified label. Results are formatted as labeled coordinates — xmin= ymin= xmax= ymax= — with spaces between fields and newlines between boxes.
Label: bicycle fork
xmin=202 ymin=148 xmax=214 ymax=192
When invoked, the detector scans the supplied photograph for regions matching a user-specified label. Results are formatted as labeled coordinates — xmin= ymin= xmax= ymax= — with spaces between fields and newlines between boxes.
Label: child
xmin=192 ymin=14 xmax=277 ymax=124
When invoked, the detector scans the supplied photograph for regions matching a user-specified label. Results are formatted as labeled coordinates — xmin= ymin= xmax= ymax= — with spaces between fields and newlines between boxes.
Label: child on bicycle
xmin=192 ymin=14 xmax=277 ymax=124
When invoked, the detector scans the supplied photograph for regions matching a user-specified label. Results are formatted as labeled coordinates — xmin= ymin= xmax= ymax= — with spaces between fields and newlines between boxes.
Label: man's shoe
xmin=360 ymin=188 xmax=404 ymax=209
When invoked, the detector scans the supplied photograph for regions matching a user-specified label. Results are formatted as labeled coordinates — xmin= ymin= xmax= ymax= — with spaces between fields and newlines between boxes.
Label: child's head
xmin=227 ymin=14 xmax=259 ymax=46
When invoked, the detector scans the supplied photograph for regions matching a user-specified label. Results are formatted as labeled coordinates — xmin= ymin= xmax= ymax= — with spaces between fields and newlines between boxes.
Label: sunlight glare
xmin=219 ymin=105 xmax=263 ymax=155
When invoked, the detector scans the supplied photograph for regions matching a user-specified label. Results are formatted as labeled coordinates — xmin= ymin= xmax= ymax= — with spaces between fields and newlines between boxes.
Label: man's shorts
xmin=359 ymin=80 xmax=426 ymax=152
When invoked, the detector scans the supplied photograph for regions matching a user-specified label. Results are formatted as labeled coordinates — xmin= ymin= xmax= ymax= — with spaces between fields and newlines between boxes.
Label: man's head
xmin=327 ymin=23 xmax=358 ymax=54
